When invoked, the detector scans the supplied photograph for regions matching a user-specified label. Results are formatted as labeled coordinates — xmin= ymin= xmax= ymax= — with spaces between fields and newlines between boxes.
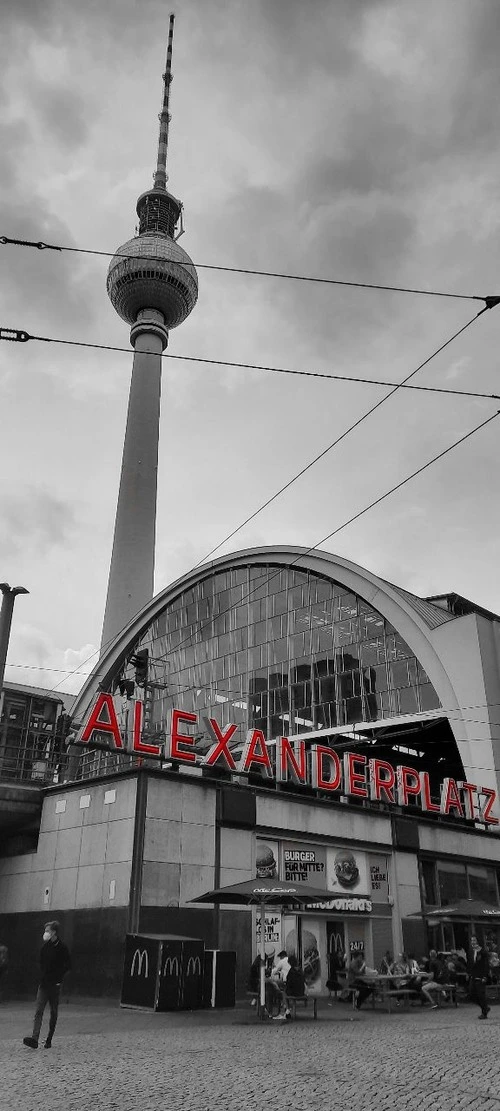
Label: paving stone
xmin=1 ymin=999 xmax=500 ymax=1111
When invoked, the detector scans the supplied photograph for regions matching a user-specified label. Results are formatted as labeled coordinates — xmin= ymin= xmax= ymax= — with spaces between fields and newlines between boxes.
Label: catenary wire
xmin=149 ymin=407 xmax=500 ymax=668
xmin=191 ymin=309 xmax=489 ymax=566
xmin=0 ymin=234 xmax=491 ymax=302
xmin=3 ymin=300 xmax=494 ymax=696
xmin=8 ymin=658 xmax=500 ymax=731
xmin=1 ymin=326 xmax=500 ymax=402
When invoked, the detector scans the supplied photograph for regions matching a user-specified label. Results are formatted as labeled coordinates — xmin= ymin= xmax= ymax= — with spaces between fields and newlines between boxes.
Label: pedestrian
xmin=23 ymin=921 xmax=71 ymax=1049
xmin=468 ymin=935 xmax=491 ymax=1020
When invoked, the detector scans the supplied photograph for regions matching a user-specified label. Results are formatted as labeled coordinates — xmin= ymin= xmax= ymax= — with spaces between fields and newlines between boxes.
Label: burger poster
xmin=255 ymin=839 xmax=280 ymax=880
xmin=282 ymin=842 xmax=327 ymax=886
xmin=326 ymin=846 xmax=370 ymax=895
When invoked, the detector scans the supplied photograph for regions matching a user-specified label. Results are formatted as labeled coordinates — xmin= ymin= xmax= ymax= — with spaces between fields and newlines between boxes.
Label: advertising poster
xmin=326 ymin=846 xmax=370 ymax=895
xmin=282 ymin=841 xmax=327 ymax=886
xmin=256 ymin=910 xmax=282 ymax=961
xmin=368 ymin=855 xmax=390 ymax=902
xmin=255 ymin=838 xmax=280 ymax=879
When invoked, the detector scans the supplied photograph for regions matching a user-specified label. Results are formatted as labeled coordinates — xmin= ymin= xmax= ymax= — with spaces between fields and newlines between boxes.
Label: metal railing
xmin=0 ymin=740 xmax=65 ymax=786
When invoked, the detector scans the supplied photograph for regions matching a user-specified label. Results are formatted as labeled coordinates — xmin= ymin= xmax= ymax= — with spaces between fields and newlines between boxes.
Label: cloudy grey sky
xmin=2 ymin=0 xmax=500 ymax=695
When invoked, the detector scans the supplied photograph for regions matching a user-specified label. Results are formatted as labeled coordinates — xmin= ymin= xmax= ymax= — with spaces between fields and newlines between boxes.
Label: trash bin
xmin=121 ymin=934 xmax=205 ymax=1011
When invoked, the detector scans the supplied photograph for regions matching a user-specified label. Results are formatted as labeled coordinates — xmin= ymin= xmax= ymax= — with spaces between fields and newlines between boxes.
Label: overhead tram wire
xmin=194 ymin=307 xmax=494 ymax=567
xmin=10 ymin=654 xmax=500 ymax=743
xmin=0 ymin=234 xmax=493 ymax=303
xmin=9 ymin=658 xmax=500 ymax=724
xmin=151 ymin=406 xmax=500 ymax=670
xmin=2 ymin=328 xmax=500 ymax=402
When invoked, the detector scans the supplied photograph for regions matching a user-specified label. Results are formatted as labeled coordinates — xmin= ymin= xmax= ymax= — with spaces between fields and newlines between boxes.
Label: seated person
xmin=273 ymin=955 xmax=306 ymax=1021
xmin=379 ymin=951 xmax=394 ymax=975
xmin=271 ymin=949 xmax=291 ymax=984
xmin=421 ymin=950 xmax=446 ymax=1007
xmin=326 ymin=949 xmax=345 ymax=1000
xmin=247 ymin=954 xmax=261 ymax=995
xmin=348 ymin=953 xmax=375 ymax=1011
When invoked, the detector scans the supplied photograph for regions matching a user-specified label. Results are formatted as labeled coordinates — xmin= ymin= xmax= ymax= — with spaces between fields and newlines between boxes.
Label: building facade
xmin=1 ymin=547 xmax=500 ymax=997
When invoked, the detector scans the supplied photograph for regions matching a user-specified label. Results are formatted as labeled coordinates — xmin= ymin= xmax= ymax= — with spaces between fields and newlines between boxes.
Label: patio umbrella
xmin=192 ymin=876 xmax=338 ymax=1015
xmin=422 ymin=899 xmax=500 ymax=921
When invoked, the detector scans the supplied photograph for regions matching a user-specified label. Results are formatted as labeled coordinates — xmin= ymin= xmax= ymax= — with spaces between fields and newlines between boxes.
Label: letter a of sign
xmin=80 ymin=693 xmax=123 ymax=749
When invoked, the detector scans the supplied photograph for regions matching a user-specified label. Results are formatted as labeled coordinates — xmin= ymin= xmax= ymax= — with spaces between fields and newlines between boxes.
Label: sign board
xmin=77 ymin=697 xmax=500 ymax=825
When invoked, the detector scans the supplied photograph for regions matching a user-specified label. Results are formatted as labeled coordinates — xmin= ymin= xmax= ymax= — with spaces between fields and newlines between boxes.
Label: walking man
xmin=468 ymin=935 xmax=491 ymax=1020
xmin=23 ymin=921 xmax=71 ymax=1049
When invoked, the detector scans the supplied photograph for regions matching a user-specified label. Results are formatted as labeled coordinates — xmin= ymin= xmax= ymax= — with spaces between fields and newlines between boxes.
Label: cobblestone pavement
xmin=1 ymin=998 xmax=500 ymax=1111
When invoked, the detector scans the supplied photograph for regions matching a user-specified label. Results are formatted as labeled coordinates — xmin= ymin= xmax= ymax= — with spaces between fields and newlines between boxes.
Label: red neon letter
xmin=420 ymin=771 xmax=440 ymax=813
xmin=203 ymin=720 xmax=237 ymax=771
xmin=276 ymin=738 xmax=307 ymax=784
xmin=458 ymin=781 xmax=477 ymax=821
xmin=132 ymin=700 xmax=162 ymax=757
xmin=238 ymin=730 xmax=273 ymax=777
xmin=344 ymin=752 xmax=368 ymax=798
xmin=80 ymin=693 xmax=123 ymax=749
xmin=480 ymin=786 xmax=500 ymax=826
xmin=440 ymin=777 xmax=464 ymax=818
xmin=396 ymin=765 xmax=421 ymax=807
xmin=166 ymin=708 xmax=198 ymax=763
xmin=368 ymin=759 xmax=395 ymax=804
xmin=311 ymin=746 xmax=341 ymax=791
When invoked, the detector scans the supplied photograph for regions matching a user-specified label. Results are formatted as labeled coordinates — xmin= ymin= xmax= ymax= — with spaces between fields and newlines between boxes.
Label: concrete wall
xmin=257 ymin=793 xmax=392 ymax=848
xmin=142 ymin=778 xmax=216 ymax=907
xmin=0 ymin=778 xmax=137 ymax=915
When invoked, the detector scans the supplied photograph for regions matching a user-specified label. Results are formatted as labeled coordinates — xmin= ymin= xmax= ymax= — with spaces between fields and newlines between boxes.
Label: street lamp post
xmin=0 ymin=582 xmax=29 ymax=719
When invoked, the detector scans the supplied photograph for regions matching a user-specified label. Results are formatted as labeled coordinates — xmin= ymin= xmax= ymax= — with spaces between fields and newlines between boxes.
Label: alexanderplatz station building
xmin=2 ymin=545 xmax=500 ymax=996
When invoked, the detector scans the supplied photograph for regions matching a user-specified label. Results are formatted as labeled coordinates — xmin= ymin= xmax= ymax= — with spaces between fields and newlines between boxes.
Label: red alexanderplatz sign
xmin=79 ymin=694 xmax=499 ymax=827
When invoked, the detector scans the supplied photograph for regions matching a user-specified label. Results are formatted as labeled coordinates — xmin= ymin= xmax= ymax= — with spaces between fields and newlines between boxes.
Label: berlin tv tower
xmin=102 ymin=13 xmax=198 ymax=649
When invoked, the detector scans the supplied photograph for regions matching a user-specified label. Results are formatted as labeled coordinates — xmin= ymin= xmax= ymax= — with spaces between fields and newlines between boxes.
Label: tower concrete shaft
xmin=101 ymin=312 xmax=167 ymax=648
xmin=102 ymin=13 xmax=198 ymax=650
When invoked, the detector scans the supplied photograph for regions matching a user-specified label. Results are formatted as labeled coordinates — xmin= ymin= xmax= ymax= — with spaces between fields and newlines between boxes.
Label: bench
xmin=437 ymin=983 xmax=458 ymax=1007
xmin=285 ymin=994 xmax=318 ymax=1020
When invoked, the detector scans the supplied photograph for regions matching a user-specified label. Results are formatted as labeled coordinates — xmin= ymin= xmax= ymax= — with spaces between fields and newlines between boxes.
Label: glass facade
xmin=125 ymin=563 xmax=441 ymax=743
xmin=422 ymin=858 xmax=500 ymax=908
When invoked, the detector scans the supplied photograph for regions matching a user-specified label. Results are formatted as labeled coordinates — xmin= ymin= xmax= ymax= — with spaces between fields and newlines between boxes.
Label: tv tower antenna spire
xmin=154 ymin=12 xmax=175 ymax=191
xmin=102 ymin=12 xmax=198 ymax=650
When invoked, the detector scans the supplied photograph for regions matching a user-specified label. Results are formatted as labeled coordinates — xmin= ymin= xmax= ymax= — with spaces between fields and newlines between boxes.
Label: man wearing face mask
xmin=23 ymin=921 xmax=71 ymax=1049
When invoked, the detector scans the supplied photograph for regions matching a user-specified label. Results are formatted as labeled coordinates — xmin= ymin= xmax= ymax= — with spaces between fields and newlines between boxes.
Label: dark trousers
xmin=470 ymin=977 xmax=489 ymax=1016
xmin=32 ymin=983 xmax=60 ymax=1042
xmin=354 ymin=981 xmax=374 ymax=1009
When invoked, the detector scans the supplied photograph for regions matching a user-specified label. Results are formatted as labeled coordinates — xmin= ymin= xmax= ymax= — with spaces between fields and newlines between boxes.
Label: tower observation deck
xmin=102 ymin=13 xmax=198 ymax=650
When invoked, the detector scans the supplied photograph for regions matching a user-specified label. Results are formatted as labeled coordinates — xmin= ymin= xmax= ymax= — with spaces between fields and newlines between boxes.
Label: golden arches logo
xmin=163 ymin=956 xmax=180 ymax=977
xmin=131 ymin=948 xmax=149 ymax=977
xmin=186 ymin=956 xmax=201 ymax=976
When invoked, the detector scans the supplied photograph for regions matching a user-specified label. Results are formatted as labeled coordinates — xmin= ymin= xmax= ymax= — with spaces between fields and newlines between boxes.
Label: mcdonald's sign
xmin=163 ymin=956 xmax=180 ymax=977
xmin=131 ymin=948 xmax=149 ymax=978
xmin=186 ymin=956 xmax=201 ymax=977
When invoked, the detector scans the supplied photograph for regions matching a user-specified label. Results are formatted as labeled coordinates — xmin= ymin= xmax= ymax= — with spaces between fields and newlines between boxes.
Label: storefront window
xmin=468 ymin=865 xmax=498 ymax=905
xmin=437 ymin=861 xmax=468 ymax=906
xmin=421 ymin=859 xmax=437 ymax=906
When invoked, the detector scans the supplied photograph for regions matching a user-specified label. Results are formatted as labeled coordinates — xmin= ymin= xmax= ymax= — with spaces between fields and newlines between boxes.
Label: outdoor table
xmin=359 ymin=972 xmax=432 ymax=1013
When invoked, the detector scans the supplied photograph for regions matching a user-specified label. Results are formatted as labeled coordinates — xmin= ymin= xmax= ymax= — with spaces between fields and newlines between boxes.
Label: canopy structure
xmin=423 ymin=899 xmax=500 ymax=921
xmin=192 ymin=877 xmax=338 ymax=1014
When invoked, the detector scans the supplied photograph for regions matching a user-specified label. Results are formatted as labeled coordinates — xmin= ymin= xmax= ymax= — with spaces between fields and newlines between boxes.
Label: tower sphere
xmin=106 ymin=233 xmax=198 ymax=329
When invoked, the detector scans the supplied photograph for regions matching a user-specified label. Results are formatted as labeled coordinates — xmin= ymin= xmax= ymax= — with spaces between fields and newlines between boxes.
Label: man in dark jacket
xmin=23 ymin=921 xmax=71 ymax=1049
xmin=468 ymin=935 xmax=491 ymax=1019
